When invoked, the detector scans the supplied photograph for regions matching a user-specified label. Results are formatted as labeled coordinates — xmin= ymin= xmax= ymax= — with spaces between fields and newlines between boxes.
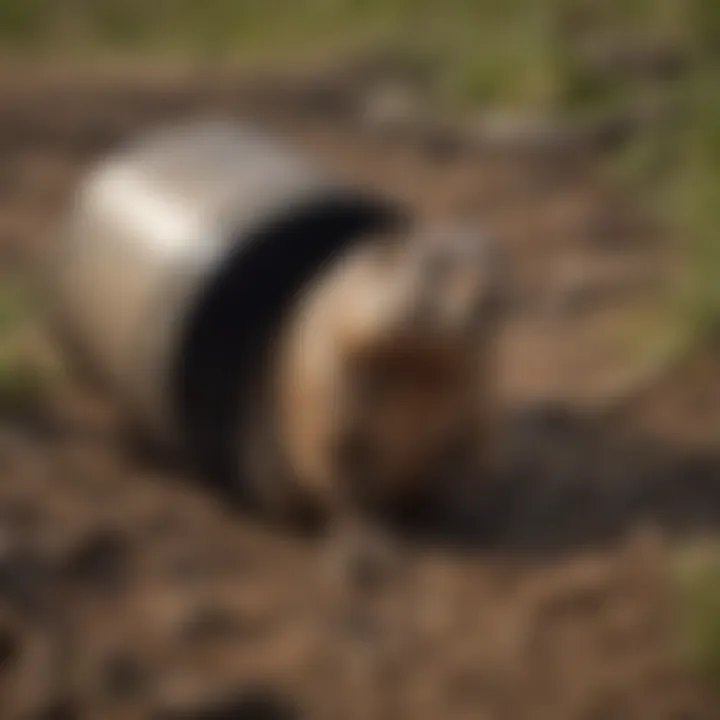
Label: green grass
xmin=0 ymin=1 xmax=698 ymax=113
xmin=0 ymin=279 xmax=63 ymax=416
xmin=0 ymin=1 xmax=693 ymax=104
xmin=672 ymin=542 xmax=720 ymax=688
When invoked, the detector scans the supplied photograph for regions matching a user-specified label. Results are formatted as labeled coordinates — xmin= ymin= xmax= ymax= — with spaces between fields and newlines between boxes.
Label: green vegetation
xmin=0 ymin=279 xmax=62 ymax=416
xmin=0 ymin=1 xmax=718 ymax=345
xmin=672 ymin=542 xmax=720 ymax=688
xmin=0 ymin=0 xmax=707 ymax=115
xmin=0 ymin=1 xmax=697 ymax=103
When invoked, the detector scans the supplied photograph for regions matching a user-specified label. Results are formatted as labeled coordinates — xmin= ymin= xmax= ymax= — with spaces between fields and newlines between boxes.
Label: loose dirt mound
xmin=0 ymin=69 xmax=716 ymax=718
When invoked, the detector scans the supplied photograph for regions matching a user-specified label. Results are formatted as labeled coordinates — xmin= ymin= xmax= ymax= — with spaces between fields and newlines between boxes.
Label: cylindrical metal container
xmin=48 ymin=120 xmax=401 ymax=494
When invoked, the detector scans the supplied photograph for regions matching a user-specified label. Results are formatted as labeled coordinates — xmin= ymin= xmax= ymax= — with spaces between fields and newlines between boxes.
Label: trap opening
xmin=172 ymin=191 xmax=404 ymax=498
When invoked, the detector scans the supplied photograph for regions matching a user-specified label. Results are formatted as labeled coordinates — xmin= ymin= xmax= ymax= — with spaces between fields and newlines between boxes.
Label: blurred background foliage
xmin=2 ymin=0 xmax=717 ymax=345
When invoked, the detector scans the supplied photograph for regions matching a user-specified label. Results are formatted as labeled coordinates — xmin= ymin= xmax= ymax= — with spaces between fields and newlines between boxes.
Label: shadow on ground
xmin=396 ymin=403 xmax=720 ymax=557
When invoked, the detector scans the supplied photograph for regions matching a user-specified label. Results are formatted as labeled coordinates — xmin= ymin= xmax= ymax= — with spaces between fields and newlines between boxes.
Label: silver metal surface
xmin=48 ymin=120 xmax=398 ymax=482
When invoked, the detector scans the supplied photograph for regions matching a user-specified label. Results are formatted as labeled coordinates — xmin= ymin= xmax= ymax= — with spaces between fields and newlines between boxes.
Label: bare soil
xmin=0 ymin=67 xmax=717 ymax=719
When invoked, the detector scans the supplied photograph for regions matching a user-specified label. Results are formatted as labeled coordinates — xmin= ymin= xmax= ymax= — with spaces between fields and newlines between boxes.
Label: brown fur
xmin=241 ymin=224 xmax=504 ymax=524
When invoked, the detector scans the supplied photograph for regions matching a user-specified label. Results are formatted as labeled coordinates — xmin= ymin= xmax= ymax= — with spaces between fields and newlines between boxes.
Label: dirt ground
xmin=0 ymin=66 xmax=718 ymax=719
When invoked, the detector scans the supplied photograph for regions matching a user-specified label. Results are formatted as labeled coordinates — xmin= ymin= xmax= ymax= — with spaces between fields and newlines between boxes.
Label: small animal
xmin=239 ymin=222 xmax=506 ymax=527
